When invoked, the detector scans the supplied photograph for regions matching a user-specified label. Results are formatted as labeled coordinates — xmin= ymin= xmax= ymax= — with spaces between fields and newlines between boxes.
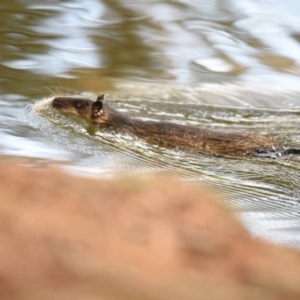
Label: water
xmin=1 ymin=0 xmax=300 ymax=247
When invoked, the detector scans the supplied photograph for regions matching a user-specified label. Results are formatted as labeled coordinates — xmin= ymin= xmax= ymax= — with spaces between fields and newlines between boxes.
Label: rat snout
xmin=52 ymin=97 xmax=65 ymax=109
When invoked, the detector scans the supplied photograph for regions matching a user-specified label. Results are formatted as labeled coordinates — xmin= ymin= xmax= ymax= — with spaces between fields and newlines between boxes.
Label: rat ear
xmin=96 ymin=94 xmax=105 ymax=103
xmin=91 ymin=99 xmax=103 ymax=117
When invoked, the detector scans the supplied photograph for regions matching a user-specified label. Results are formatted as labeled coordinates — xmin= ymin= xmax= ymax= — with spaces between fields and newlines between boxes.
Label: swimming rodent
xmin=52 ymin=94 xmax=300 ymax=158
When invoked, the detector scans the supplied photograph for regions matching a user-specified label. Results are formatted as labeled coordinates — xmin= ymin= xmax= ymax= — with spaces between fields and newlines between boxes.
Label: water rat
xmin=52 ymin=94 xmax=300 ymax=158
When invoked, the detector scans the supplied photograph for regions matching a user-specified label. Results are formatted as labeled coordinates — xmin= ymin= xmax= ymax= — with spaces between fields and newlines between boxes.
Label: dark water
xmin=1 ymin=0 xmax=300 ymax=247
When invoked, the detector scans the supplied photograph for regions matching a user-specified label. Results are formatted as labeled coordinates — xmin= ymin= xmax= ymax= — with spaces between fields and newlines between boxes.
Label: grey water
xmin=1 ymin=0 xmax=300 ymax=247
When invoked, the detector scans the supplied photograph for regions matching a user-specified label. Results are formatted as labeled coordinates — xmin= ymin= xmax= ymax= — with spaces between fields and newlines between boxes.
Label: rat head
xmin=52 ymin=94 xmax=131 ymax=127
xmin=52 ymin=95 xmax=94 ymax=119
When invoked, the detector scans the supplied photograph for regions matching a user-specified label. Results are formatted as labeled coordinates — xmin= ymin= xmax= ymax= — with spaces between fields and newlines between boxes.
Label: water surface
xmin=1 ymin=0 xmax=300 ymax=247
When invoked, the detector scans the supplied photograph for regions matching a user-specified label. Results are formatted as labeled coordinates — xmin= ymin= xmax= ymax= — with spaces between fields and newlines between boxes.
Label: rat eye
xmin=75 ymin=102 xmax=82 ymax=109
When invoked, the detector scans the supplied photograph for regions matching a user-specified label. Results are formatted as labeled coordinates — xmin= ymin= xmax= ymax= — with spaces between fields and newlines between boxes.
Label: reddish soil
xmin=0 ymin=159 xmax=300 ymax=300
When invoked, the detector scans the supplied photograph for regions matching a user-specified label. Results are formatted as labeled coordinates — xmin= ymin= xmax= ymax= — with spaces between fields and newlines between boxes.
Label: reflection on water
xmin=1 ymin=0 xmax=300 ymax=246
xmin=2 ymin=0 xmax=300 ymax=93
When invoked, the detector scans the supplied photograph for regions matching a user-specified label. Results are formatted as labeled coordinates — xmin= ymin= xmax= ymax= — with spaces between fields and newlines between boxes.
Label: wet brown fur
xmin=52 ymin=94 xmax=283 ymax=157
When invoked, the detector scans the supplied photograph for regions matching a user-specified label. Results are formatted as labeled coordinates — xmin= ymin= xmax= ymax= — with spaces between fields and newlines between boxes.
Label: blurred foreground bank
xmin=1 ymin=159 xmax=300 ymax=299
